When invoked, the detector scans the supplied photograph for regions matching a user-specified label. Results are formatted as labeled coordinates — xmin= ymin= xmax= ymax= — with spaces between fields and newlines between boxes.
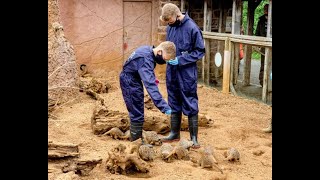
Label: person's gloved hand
xmin=165 ymin=109 xmax=172 ymax=115
xmin=270 ymin=71 xmax=272 ymax=80
xmin=167 ymin=57 xmax=178 ymax=65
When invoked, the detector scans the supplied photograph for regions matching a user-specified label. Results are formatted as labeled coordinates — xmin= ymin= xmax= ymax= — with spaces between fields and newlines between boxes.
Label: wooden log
xmin=207 ymin=1 xmax=212 ymax=31
xmin=203 ymin=0 xmax=207 ymax=30
xmin=243 ymin=0 xmax=256 ymax=86
xmin=205 ymin=39 xmax=211 ymax=85
xmin=267 ymin=0 xmax=272 ymax=38
xmin=91 ymin=112 xmax=130 ymax=135
xmin=261 ymin=0 xmax=272 ymax=103
xmin=181 ymin=0 xmax=185 ymax=13
xmin=48 ymin=141 xmax=79 ymax=158
xmin=265 ymin=0 xmax=272 ymax=104
xmin=233 ymin=42 xmax=240 ymax=84
xmin=243 ymin=44 xmax=252 ymax=86
xmin=201 ymin=58 xmax=205 ymax=83
xmin=205 ymin=2 xmax=212 ymax=85
xmin=231 ymin=0 xmax=242 ymax=35
xmin=222 ymin=39 xmax=231 ymax=94
xmin=143 ymin=116 xmax=170 ymax=134
xmin=266 ymin=1 xmax=272 ymax=103
xmin=106 ymin=144 xmax=150 ymax=174
xmin=91 ymin=101 xmax=213 ymax=135
xmin=203 ymin=35 xmax=272 ymax=47
xmin=202 ymin=0 xmax=208 ymax=83
xmin=222 ymin=50 xmax=231 ymax=93
xmin=203 ymin=35 xmax=227 ymax=41
xmin=202 ymin=32 xmax=272 ymax=42
xmin=230 ymin=42 xmax=239 ymax=94
xmin=262 ymin=47 xmax=272 ymax=103
xmin=48 ymin=164 xmax=60 ymax=173
xmin=62 ymin=158 xmax=102 ymax=176
xmin=216 ymin=2 xmax=227 ymax=79
xmin=230 ymin=42 xmax=234 ymax=87
xmin=203 ymin=0 xmax=212 ymax=85
xmin=229 ymin=38 xmax=271 ymax=47
xmin=91 ymin=101 xmax=130 ymax=135
xmin=231 ymin=0 xmax=242 ymax=85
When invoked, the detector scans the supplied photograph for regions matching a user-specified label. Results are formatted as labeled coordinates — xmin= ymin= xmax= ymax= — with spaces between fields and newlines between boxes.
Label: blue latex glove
xmin=270 ymin=71 xmax=272 ymax=80
xmin=165 ymin=109 xmax=172 ymax=115
xmin=167 ymin=57 xmax=178 ymax=65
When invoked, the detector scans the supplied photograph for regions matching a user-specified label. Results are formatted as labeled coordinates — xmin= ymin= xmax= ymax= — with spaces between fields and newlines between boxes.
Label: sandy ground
xmin=48 ymin=75 xmax=272 ymax=180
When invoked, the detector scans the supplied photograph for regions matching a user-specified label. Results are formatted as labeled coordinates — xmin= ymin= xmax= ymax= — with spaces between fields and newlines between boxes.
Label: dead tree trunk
xmin=62 ymin=158 xmax=103 ymax=176
xmin=48 ymin=141 xmax=79 ymax=158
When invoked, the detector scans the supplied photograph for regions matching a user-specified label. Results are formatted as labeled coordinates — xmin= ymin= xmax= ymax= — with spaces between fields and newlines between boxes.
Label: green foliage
xmin=251 ymin=52 xmax=261 ymax=60
xmin=242 ymin=0 xmax=269 ymax=35
xmin=242 ymin=0 xmax=269 ymax=60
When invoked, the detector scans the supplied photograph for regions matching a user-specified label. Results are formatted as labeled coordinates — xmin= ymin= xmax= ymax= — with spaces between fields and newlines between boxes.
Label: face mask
xmin=168 ymin=16 xmax=181 ymax=27
xmin=155 ymin=53 xmax=166 ymax=65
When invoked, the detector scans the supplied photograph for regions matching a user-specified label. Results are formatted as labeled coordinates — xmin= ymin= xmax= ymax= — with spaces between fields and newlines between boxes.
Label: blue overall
xmin=120 ymin=46 xmax=171 ymax=123
xmin=166 ymin=13 xmax=205 ymax=116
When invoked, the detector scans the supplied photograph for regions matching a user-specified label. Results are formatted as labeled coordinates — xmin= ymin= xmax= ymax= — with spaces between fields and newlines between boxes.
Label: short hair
xmin=158 ymin=41 xmax=176 ymax=60
xmin=160 ymin=3 xmax=180 ymax=21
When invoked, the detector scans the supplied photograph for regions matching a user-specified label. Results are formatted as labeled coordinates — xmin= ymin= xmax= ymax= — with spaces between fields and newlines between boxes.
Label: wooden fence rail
xmin=201 ymin=31 xmax=272 ymax=103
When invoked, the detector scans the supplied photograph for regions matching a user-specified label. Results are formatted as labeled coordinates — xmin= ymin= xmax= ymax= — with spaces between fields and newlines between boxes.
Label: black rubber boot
xmin=161 ymin=112 xmax=182 ymax=142
xmin=130 ymin=121 xmax=143 ymax=142
xmin=130 ymin=122 xmax=153 ymax=147
xmin=188 ymin=114 xmax=200 ymax=149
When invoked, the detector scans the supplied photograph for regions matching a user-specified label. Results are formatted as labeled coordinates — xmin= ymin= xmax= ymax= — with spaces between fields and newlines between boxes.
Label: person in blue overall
xmin=120 ymin=41 xmax=176 ymax=143
xmin=160 ymin=3 xmax=205 ymax=149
